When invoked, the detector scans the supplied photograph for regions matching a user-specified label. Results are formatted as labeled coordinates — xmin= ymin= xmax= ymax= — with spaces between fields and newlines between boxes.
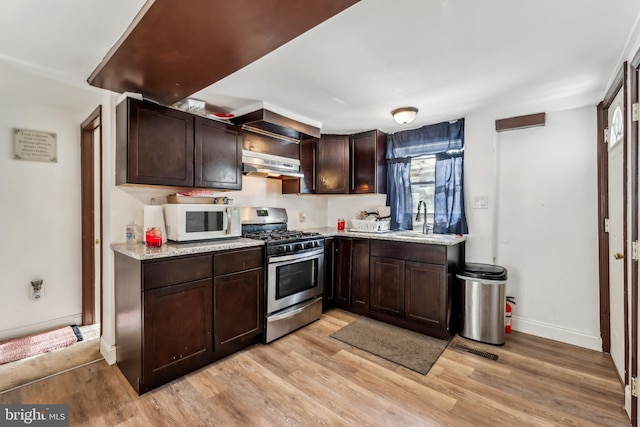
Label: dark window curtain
xmin=386 ymin=158 xmax=412 ymax=230
xmin=434 ymin=152 xmax=468 ymax=234
xmin=385 ymin=118 xmax=468 ymax=233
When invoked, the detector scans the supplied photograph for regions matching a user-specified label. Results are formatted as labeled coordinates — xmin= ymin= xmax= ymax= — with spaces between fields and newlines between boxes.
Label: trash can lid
xmin=458 ymin=263 xmax=508 ymax=280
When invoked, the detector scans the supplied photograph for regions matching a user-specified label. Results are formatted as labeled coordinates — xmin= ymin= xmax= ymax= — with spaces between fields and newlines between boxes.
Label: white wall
xmin=495 ymin=107 xmax=600 ymax=349
xmin=0 ymin=59 xmax=105 ymax=340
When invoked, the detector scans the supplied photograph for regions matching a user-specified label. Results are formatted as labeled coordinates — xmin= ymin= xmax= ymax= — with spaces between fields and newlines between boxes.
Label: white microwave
xmin=163 ymin=204 xmax=241 ymax=242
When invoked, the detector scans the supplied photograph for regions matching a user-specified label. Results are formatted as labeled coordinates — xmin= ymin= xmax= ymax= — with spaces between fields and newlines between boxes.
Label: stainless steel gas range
xmin=241 ymin=207 xmax=324 ymax=343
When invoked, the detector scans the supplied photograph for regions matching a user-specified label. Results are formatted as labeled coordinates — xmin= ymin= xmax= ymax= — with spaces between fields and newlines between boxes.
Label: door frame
xmin=597 ymin=62 xmax=629 ymax=390
xmin=630 ymin=50 xmax=640 ymax=425
xmin=80 ymin=106 xmax=103 ymax=327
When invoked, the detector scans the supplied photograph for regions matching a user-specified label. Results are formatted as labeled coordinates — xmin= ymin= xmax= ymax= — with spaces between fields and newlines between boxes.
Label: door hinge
xmin=633 ymin=241 xmax=639 ymax=262
xmin=604 ymin=218 xmax=610 ymax=233
xmin=604 ymin=128 xmax=609 ymax=144
xmin=633 ymin=103 xmax=640 ymax=122
xmin=632 ymin=377 xmax=638 ymax=397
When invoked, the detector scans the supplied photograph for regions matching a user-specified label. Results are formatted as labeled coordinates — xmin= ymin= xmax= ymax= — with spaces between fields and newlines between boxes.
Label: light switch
xmin=473 ymin=196 xmax=488 ymax=209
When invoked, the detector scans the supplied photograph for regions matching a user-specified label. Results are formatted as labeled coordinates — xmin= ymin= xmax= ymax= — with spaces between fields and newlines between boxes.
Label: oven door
xmin=267 ymin=248 xmax=324 ymax=314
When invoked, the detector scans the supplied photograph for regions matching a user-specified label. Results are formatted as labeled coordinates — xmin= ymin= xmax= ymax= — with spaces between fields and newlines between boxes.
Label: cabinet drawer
xmin=143 ymin=254 xmax=213 ymax=291
xmin=370 ymin=240 xmax=446 ymax=265
xmin=214 ymin=247 xmax=263 ymax=276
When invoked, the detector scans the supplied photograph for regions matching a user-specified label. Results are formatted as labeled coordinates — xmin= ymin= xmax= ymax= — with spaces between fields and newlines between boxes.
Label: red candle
xmin=145 ymin=228 xmax=163 ymax=247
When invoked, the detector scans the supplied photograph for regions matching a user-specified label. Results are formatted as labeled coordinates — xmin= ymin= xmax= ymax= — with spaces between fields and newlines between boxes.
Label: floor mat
xmin=330 ymin=317 xmax=449 ymax=374
xmin=0 ymin=326 xmax=80 ymax=365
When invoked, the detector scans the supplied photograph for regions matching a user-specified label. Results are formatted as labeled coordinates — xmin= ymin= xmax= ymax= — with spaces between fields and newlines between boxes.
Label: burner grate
xmin=244 ymin=229 xmax=322 ymax=243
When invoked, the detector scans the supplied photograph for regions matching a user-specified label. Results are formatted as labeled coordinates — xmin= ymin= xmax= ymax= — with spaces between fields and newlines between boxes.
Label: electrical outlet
xmin=31 ymin=280 xmax=44 ymax=301
xmin=299 ymin=212 xmax=307 ymax=222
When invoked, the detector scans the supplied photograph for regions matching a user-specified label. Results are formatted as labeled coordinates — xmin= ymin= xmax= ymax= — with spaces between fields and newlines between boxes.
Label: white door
xmin=608 ymin=90 xmax=625 ymax=382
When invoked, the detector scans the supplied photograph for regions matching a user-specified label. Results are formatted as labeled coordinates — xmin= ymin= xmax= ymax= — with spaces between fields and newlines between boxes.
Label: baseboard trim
xmin=0 ymin=314 xmax=83 ymax=342
xmin=513 ymin=316 xmax=602 ymax=351
xmin=100 ymin=338 xmax=116 ymax=365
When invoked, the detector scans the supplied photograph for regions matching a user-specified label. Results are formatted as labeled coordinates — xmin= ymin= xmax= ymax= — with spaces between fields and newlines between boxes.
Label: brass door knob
xmin=614 ymin=252 xmax=624 ymax=260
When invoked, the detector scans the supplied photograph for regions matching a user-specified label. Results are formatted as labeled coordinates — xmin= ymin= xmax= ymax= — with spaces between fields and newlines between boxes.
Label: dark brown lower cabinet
xmin=405 ymin=261 xmax=446 ymax=329
xmin=327 ymin=238 xmax=463 ymax=340
xmin=334 ymin=238 xmax=353 ymax=306
xmin=370 ymin=257 xmax=404 ymax=317
xmin=334 ymin=237 xmax=369 ymax=313
xmin=323 ymin=238 xmax=336 ymax=310
xmin=214 ymin=268 xmax=263 ymax=354
xmin=143 ymin=279 xmax=212 ymax=388
xmin=115 ymin=246 xmax=264 ymax=395
xmin=351 ymin=239 xmax=370 ymax=310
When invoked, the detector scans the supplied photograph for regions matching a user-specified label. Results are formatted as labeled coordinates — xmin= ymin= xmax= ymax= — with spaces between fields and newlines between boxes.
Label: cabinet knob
xmin=614 ymin=252 xmax=624 ymax=260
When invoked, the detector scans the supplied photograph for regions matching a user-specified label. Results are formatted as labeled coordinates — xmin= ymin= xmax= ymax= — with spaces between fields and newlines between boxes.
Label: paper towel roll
xmin=144 ymin=205 xmax=167 ymax=244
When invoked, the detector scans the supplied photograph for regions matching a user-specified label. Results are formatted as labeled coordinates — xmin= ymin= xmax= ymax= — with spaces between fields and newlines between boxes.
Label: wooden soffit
xmin=495 ymin=112 xmax=546 ymax=132
xmin=88 ymin=0 xmax=360 ymax=105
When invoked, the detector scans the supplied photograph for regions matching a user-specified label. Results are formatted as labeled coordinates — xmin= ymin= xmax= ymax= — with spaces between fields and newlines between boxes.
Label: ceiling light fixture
xmin=391 ymin=107 xmax=418 ymax=124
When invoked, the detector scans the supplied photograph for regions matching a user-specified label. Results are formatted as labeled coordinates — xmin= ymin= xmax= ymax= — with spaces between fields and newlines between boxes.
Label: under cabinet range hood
xmin=242 ymin=150 xmax=303 ymax=179
xmin=232 ymin=109 xmax=321 ymax=144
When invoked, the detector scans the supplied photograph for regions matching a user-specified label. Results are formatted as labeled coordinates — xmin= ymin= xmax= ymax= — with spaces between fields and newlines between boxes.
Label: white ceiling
xmin=1 ymin=0 xmax=639 ymax=134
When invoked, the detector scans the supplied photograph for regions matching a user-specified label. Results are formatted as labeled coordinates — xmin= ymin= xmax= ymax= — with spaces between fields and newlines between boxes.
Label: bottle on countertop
xmin=126 ymin=223 xmax=137 ymax=245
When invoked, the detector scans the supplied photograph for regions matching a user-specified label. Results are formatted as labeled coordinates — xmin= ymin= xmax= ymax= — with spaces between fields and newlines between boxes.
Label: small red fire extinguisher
xmin=505 ymin=296 xmax=516 ymax=333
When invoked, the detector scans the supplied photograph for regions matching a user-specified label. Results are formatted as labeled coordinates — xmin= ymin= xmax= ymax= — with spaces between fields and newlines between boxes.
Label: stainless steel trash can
xmin=457 ymin=263 xmax=508 ymax=345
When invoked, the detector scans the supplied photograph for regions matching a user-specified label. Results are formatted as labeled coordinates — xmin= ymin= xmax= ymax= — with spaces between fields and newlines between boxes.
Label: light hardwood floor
xmin=0 ymin=309 xmax=629 ymax=426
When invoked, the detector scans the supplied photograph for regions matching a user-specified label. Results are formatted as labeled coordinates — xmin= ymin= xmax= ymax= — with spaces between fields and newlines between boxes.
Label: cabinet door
xmin=317 ymin=134 xmax=349 ymax=193
xmin=282 ymin=138 xmax=317 ymax=194
xmin=194 ymin=117 xmax=242 ymax=189
xmin=351 ymin=238 xmax=370 ymax=310
xmin=334 ymin=238 xmax=353 ymax=305
xmin=214 ymin=268 xmax=264 ymax=350
xmin=404 ymin=262 xmax=446 ymax=328
xmin=323 ymin=238 xmax=336 ymax=310
xmin=370 ymin=256 xmax=405 ymax=317
xmin=350 ymin=130 xmax=386 ymax=194
xmin=121 ymin=98 xmax=194 ymax=186
xmin=143 ymin=279 xmax=212 ymax=386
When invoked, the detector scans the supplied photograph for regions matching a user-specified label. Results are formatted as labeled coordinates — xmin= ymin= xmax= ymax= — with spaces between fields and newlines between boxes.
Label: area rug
xmin=0 ymin=325 xmax=102 ymax=393
xmin=330 ymin=317 xmax=450 ymax=374
xmin=0 ymin=325 xmax=82 ymax=365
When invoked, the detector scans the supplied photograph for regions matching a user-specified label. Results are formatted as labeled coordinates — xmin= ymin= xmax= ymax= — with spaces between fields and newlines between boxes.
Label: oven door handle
xmin=268 ymin=248 xmax=324 ymax=264
xmin=268 ymin=297 xmax=321 ymax=322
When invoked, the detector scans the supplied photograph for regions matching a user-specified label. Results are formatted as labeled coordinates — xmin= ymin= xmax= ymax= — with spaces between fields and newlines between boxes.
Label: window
xmin=410 ymin=155 xmax=436 ymax=231
xmin=609 ymin=105 xmax=623 ymax=148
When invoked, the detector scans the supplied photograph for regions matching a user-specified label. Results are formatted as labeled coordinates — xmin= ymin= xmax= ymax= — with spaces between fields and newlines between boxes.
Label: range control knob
xmin=295 ymin=243 xmax=303 ymax=251
xmin=277 ymin=246 xmax=287 ymax=254
xmin=306 ymin=242 xmax=314 ymax=249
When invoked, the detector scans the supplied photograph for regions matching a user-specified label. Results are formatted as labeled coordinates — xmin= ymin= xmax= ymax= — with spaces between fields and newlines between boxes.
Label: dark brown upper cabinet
xmin=116 ymin=98 xmax=194 ymax=187
xmin=350 ymin=130 xmax=387 ymax=194
xmin=285 ymin=130 xmax=387 ymax=195
xmin=116 ymin=98 xmax=242 ymax=190
xmin=282 ymin=137 xmax=318 ymax=194
xmin=317 ymin=134 xmax=350 ymax=194
xmin=194 ymin=117 xmax=242 ymax=189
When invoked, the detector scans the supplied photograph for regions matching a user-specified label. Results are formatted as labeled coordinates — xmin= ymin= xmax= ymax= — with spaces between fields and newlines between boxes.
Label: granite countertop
xmin=304 ymin=227 xmax=466 ymax=246
xmin=111 ymin=228 xmax=464 ymax=261
xmin=111 ymin=238 xmax=264 ymax=260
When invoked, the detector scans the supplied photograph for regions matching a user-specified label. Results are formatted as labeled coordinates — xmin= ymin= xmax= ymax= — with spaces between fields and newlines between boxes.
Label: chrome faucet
xmin=415 ymin=200 xmax=428 ymax=234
